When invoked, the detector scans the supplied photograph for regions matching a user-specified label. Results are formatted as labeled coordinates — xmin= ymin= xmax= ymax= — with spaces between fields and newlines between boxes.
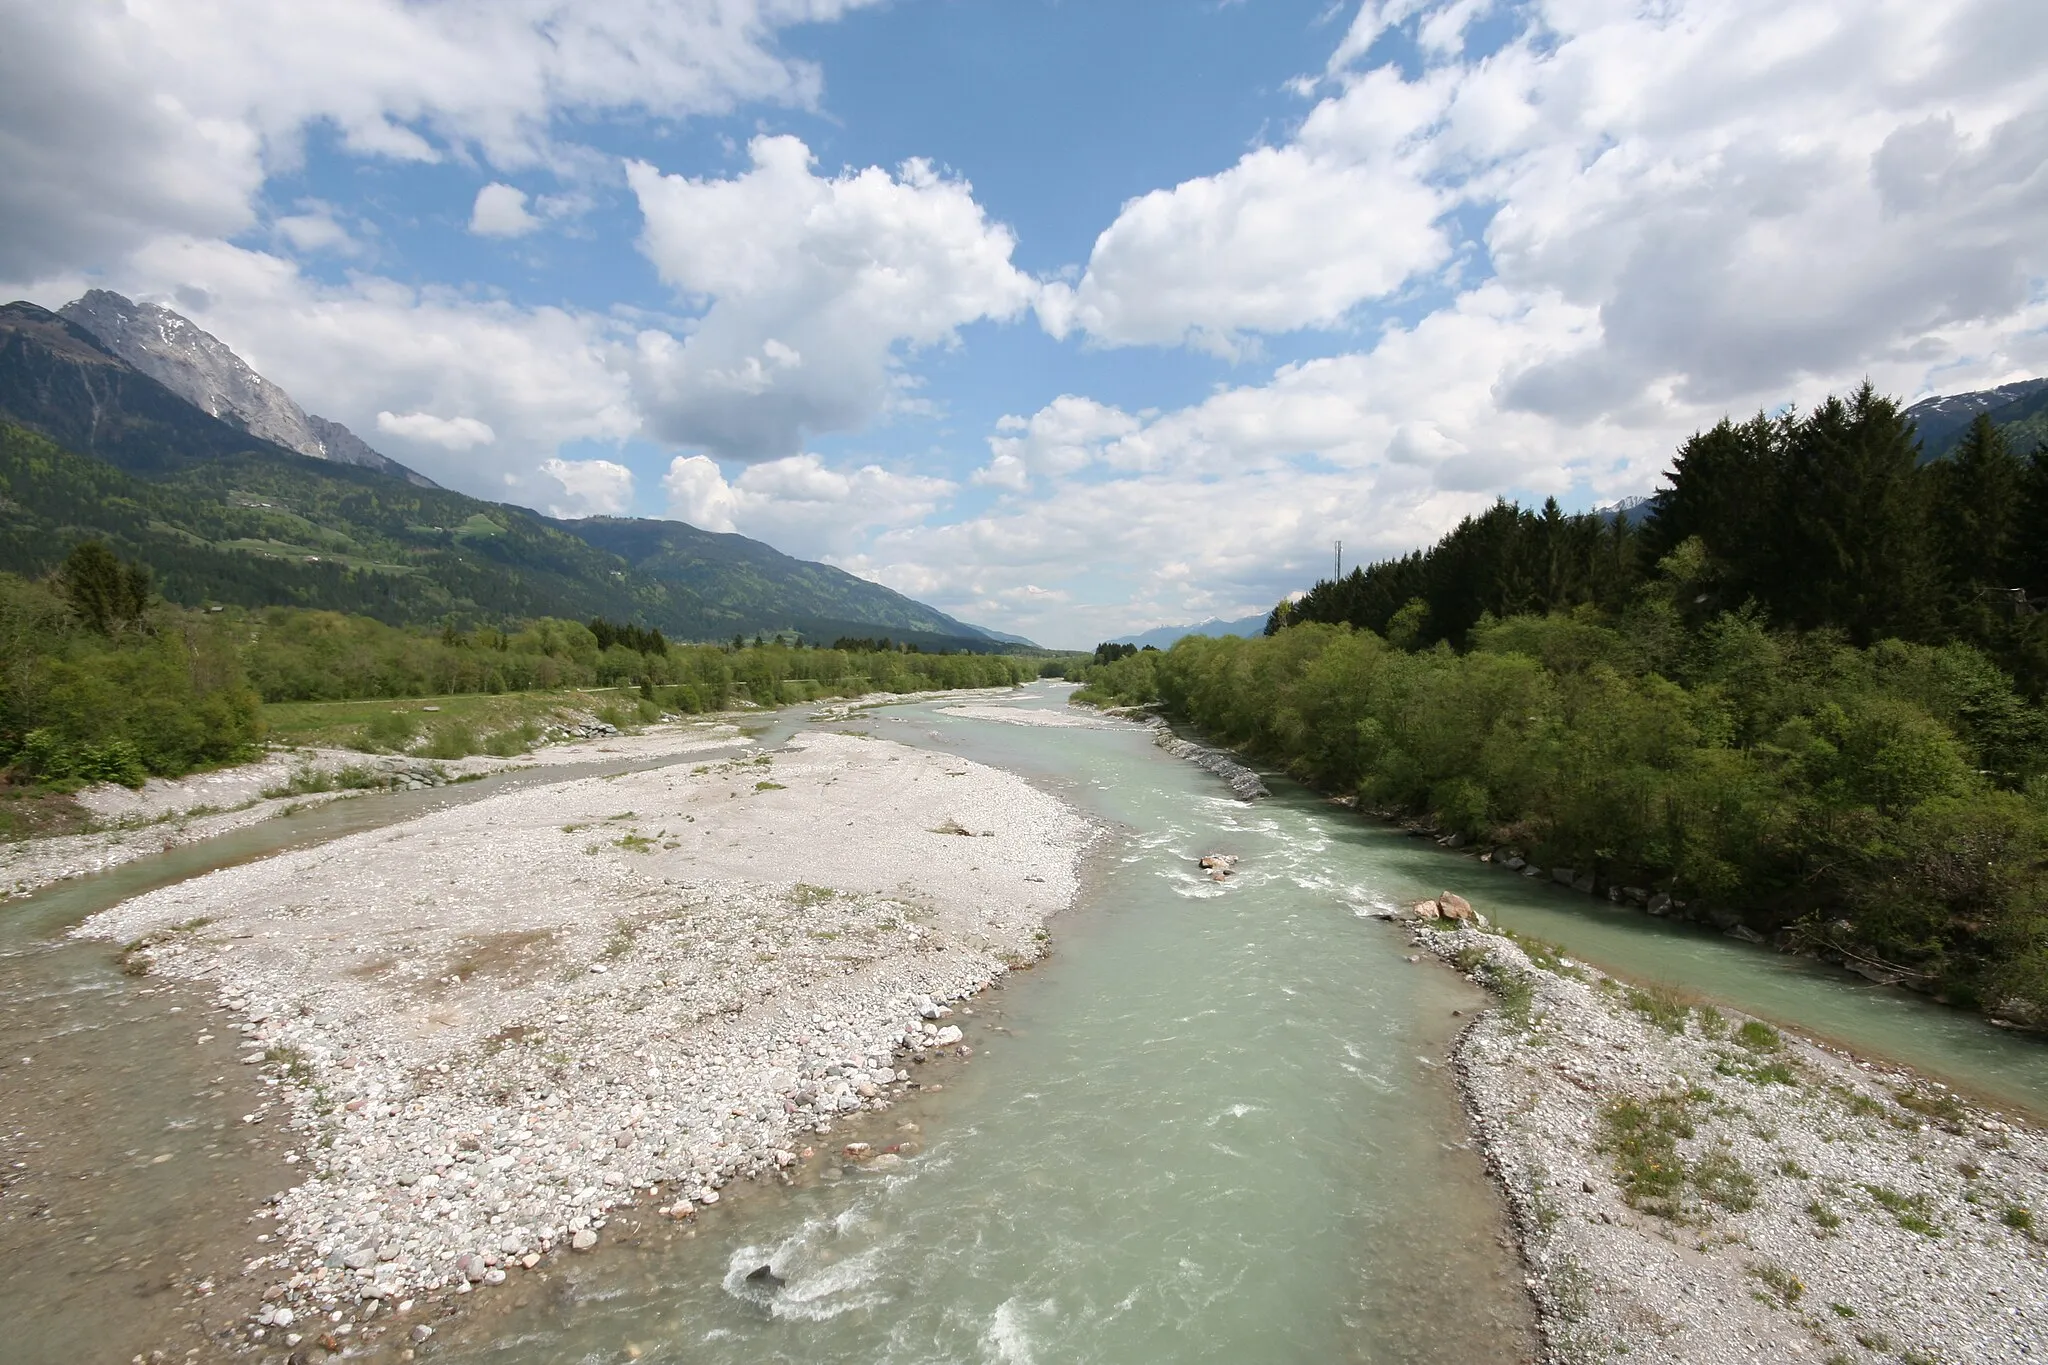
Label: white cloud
xmin=377 ymin=410 xmax=497 ymax=449
xmin=973 ymin=396 xmax=1143 ymax=490
xmin=1041 ymin=70 xmax=1454 ymax=353
xmin=662 ymin=455 xmax=740 ymax=533
xmin=661 ymin=451 xmax=954 ymax=559
xmin=540 ymin=456 xmax=635 ymax=517
xmin=61 ymin=236 xmax=642 ymax=495
xmin=470 ymin=183 xmax=541 ymax=238
xmin=626 ymin=135 xmax=1037 ymax=460
xmin=274 ymin=205 xmax=359 ymax=255
xmin=0 ymin=0 xmax=882 ymax=280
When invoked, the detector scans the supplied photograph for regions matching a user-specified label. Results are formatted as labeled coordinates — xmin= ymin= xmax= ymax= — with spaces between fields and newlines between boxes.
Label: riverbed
xmin=4 ymin=684 xmax=2045 ymax=1363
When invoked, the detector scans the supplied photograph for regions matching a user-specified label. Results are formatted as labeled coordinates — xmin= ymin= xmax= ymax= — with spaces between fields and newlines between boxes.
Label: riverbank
xmin=1405 ymin=917 xmax=2047 ymax=1365
xmin=0 ymin=720 xmax=754 ymax=903
xmin=70 ymin=727 xmax=1093 ymax=1356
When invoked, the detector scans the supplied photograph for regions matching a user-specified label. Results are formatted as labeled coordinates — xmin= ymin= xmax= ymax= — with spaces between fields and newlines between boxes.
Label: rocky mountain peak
xmin=56 ymin=290 xmax=431 ymax=486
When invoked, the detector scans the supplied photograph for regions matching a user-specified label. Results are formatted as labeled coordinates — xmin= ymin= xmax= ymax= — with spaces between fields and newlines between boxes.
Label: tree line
xmin=1080 ymin=386 xmax=2048 ymax=1024
xmin=1 ymin=544 xmax=1039 ymax=789
xmin=1279 ymin=386 xmax=2048 ymax=696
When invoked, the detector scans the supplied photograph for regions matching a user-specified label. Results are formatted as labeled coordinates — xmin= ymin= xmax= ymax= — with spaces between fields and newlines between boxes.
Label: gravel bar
xmin=73 ymin=728 xmax=1094 ymax=1352
xmin=1403 ymin=916 xmax=2047 ymax=1364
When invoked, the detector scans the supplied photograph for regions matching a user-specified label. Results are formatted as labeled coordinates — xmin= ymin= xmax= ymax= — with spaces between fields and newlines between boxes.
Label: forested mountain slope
xmin=0 ymin=302 xmax=1003 ymax=647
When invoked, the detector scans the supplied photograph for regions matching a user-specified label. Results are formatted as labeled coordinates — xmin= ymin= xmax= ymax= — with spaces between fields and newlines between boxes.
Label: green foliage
xmin=0 ymin=563 xmax=262 ymax=783
xmin=59 ymin=540 xmax=152 ymax=635
xmin=1077 ymin=394 xmax=2048 ymax=1020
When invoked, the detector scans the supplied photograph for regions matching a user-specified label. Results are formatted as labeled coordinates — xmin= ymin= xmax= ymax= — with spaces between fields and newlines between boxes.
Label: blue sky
xmin=5 ymin=0 xmax=2045 ymax=646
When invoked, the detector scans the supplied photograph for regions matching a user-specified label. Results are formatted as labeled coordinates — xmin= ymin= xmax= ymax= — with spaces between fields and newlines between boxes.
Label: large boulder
xmin=1437 ymin=892 xmax=1475 ymax=922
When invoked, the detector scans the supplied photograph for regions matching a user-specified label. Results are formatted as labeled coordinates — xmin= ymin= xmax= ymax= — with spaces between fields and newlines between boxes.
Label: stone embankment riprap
xmin=1148 ymin=724 xmax=1269 ymax=800
xmin=74 ymin=729 xmax=1093 ymax=1355
xmin=1390 ymin=905 xmax=2047 ymax=1365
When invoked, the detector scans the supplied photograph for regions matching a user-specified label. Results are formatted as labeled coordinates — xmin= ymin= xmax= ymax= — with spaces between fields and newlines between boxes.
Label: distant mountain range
xmin=0 ymin=297 xmax=1028 ymax=649
xmin=1111 ymin=613 xmax=1271 ymax=650
xmin=1903 ymin=378 xmax=2048 ymax=462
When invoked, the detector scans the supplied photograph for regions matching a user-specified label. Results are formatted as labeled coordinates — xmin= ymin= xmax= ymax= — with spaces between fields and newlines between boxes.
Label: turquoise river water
xmin=2 ymin=684 xmax=2043 ymax=1364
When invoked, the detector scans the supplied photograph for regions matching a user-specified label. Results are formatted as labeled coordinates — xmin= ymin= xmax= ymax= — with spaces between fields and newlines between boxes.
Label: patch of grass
xmin=1450 ymin=942 xmax=1491 ymax=975
xmin=1693 ymin=1145 xmax=1759 ymax=1212
xmin=1498 ymin=971 xmax=1537 ymax=1028
xmin=2002 ymin=1205 xmax=2035 ymax=1235
xmin=755 ymin=780 xmax=786 ymax=791
xmin=1695 ymin=1003 xmax=1728 ymax=1038
xmin=1625 ymin=982 xmax=1695 ymax=1033
xmin=264 ymin=1044 xmax=316 ymax=1086
xmin=1854 ymin=1331 xmax=1893 ymax=1352
xmin=0 ymin=783 xmax=96 ymax=843
xmin=1894 ymin=1087 xmax=1966 ymax=1130
xmin=1862 ymin=1184 xmax=1941 ymax=1237
xmin=789 ymin=883 xmax=837 ymax=908
xmin=1829 ymin=1302 xmax=1856 ymax=1319
xmin=613 ymin=832 xmax=657 ymax=853
xmin=1502 ymin=929 xmax=1565 ymax=972
xmin=1807 ymin=1199 xmax=1843 ymax=1230
xmin=1734 ymin=1019 xmax=1782 ymax=1052
xmin=1600 ymin=1093 xmax=1696 ymax=1218
xmin=483 ymin=723 xmax=540 ymax=757
xmin=929 ymin=818 xmax=976 ymax=836
xmin=1747 ymin=1261 xmax=1804 ymax=1307
xmin=422 ymin=720 xmax=480 ymax=759
xmin=1778 ymin=1158 xmax=1810 ymax=1179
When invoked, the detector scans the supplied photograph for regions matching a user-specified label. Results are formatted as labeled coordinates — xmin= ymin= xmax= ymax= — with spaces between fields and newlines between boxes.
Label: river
xmin=2 ymin=684 xmax=2043 ymax=1362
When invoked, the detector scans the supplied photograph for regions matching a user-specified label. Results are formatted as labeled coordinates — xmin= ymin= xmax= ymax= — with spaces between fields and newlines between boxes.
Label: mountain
xmin=1903 ymin=378 xmax=2048 ymax=459
xmin=1112 ymin=613 xmax=1271 ymax=650
xmin=56 ymin=290 xmax=433 ymax=487
xmin=0 ymin=300 xmax=1011 ymax=649
xmin=550 ymin=516 xmax=1008 ymax=648
xmin=1595 ymin=493 xmax=1657 ymax=526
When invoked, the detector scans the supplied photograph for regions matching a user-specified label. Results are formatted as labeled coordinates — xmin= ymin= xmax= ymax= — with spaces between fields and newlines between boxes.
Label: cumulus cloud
xmin=973 ymin=396 xmax=1143 ymax=490
xmin=626 ymin=135 xmax=1037 ymax=460
xmin=662 ymin=455 xmax=740 ymax=533
xmin=661 ymin=451 xmax=955 ymax=559
xmin=470 ymin=183 xmax=541 ymax=238
xmin=540 ymin=456 xmax=635 ymax=517
xmin=0 ymin=0 xmax=881 ymax=279
xmin=1041 ymin=70 xmax=1454 ymax=353
xmin=377 ymin=410 xmax=497 ymax=449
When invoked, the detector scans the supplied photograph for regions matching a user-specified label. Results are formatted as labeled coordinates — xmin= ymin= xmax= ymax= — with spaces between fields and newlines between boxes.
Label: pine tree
xmin=58 ymin=540 xmax=152 ymax=636
xmin=1928 ymin=413 xmax=2026 ymax=631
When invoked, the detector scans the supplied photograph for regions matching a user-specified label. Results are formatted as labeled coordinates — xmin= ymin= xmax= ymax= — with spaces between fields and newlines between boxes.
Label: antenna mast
xmin=1334 ymin=539 xmax=1342 ymax=580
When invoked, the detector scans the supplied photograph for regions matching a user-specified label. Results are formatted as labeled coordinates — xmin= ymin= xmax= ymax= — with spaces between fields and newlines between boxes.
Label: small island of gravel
xmin=1405 ymin=916 xmax=2047 ymax=1365
xmin=73 ymin=727 xmax=1094 ymax=1348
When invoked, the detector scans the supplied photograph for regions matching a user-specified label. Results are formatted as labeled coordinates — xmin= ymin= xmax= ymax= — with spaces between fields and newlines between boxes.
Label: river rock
xmin=1502 ymin=856 xmax=1527 ymax=872
xmin=1438 ymin=892 xmax=1475 ymax=922
xmin=1725 ymin=924 xmax=1767 ymax=944
xmin=570 ymin=1229 xmax=599 ymax=1251
xmin=455 ymin=1252 xmax=488 ymax=1282
xmin=1646 ymin=892 xmax=1672 ymax=915
xmin=342 ymin=1247 xmax=375 ymax=1270
xmin=1570 ymin=873 xmax=1596 ymax=895
xmin=1410 ymin=899 xmax=1443 ymax=920
xmin=932 ymin=1025 xmax=964 ymax=1046
xmin=1551 ymin=866 xmax=1575 ymax=886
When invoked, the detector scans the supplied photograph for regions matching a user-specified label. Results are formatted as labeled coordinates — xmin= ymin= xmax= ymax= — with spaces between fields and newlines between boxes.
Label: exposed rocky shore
xmin=1401 ymin=914 xmax=2047 ymax=1365
xmin=1 ymin=722 xmax=749 ymax=903
xmin=73 ymin=728 xmax=1094 ymax=1357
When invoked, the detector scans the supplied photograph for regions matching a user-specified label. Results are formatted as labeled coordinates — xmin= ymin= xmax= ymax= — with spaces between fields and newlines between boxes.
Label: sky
xmin=3 ymin=0 xmax=2046 ymax=649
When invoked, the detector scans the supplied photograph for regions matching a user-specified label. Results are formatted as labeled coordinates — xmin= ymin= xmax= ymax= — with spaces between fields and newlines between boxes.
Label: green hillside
xmin=0 ymin=302 xmax=1007 ymax=648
